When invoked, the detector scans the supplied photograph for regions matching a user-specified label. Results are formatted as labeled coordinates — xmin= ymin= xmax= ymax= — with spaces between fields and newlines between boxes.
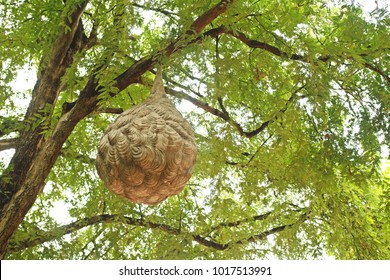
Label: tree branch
xmin=363 ymin=62 xmax=390 ymax=85
xmin=210 ymin=211 xmax=273 ymax=232
xmin=202 ymin=26 xmax=309 ymax=62
xmin=203 ymin=26 xmax=389 ymax=85
xmin=132 ymin=3 xmax=178 ymax=17
xmin=113 ymin=0 xmax=236 ymax=92
xmin=8 ymin=211 xmax=307 ymax=253
xmin=190 ymin=0 xmax=234 ymax=34
xmin=0 ymin=138 xmax=18 ymax=152
xmin=168 ymin=85 xmax=303 ymax=138
xmin=167 ymin=88 xmax=230 ymax=121
xmin=93 ymin=107 xmax=124 ymax=115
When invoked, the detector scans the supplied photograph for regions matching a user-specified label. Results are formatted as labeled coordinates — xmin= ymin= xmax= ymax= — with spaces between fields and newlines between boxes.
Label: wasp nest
xmin=96 ymin=67 xmax=197 ymax=205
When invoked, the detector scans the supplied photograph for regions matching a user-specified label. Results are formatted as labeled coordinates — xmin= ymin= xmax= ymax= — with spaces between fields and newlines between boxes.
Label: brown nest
xmin=96 ymin=67 xmax=197 ymax=205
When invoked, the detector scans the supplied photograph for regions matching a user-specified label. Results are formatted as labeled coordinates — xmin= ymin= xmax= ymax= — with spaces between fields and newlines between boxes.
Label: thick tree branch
xmin=190 ymin=0 xmax=233 ymax=34
xmin=113 ymin=0 xmax=236 ymax=92
xmin=8 ymin=211 xmax=306 ymax=253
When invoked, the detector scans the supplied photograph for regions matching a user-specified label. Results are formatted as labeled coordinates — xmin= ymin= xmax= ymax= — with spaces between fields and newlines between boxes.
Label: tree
xmin=0 ymin=0 xmax=389 ymax=260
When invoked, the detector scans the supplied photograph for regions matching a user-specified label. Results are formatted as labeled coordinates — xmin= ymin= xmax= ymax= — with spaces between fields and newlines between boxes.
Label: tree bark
xmin=0 ymin=0 xmax=88 ymax=259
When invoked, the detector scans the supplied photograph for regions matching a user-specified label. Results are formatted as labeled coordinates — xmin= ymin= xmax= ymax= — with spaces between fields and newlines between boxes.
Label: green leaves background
xmin=1 ymin=0 xmax=389 ymax=259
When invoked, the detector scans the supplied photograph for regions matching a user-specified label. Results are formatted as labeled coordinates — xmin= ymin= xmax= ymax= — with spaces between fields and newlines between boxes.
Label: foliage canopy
xmin=0 ymin=0 xmax=389 ymax=259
